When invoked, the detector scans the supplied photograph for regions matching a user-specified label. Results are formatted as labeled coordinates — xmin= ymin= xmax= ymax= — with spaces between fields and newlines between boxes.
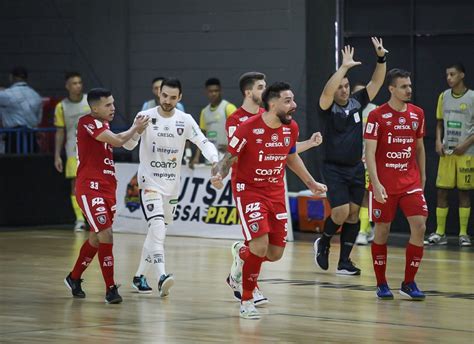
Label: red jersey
xmin=76 ymin=114 xmax=117 ymax=197
xmin=364 ymin=103 xmax=425 ymax=194
xmin=227 ymin=114 xmax=299 ymax=198
xmin=226 ymin=106 xmax=265 ymax=188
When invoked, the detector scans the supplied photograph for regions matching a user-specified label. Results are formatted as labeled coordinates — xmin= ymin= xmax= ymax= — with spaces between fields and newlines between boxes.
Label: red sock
xmin=98 ymin=243 xmax=115 ymax=289
xmin=371 ymin=242 xmax=387 ymax=286
xmin=71 ymin=240 xmax=98 ymax=280
xmin=241 ymin=252 xmax=264 ymax=301
xmin=404 ymin=243 xmax=423 ymax=284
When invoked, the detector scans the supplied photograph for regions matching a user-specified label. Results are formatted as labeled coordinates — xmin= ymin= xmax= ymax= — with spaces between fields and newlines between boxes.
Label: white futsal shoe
xmin=240 ymin=300 xmax=261 ymax=320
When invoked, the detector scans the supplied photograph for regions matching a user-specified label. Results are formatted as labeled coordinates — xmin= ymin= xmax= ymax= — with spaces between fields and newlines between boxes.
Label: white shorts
xmin=140 ymin=188 xmax=178 ymax=224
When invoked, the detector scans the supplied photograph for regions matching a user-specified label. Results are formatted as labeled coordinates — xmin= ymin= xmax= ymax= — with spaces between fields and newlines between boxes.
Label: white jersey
xmin=132 ymin=107 xmax=219 ymax=196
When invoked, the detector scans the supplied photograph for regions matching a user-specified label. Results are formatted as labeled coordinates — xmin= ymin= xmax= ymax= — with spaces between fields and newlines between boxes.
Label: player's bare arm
xmin=365 ymin=138 xmax=387 ymax=203
xmin=296 ymin=132 xmax=323 ymax=153
xmin=435 ymin=119 xmax=445 ymax=156
xmin=415 ymin=138 xmax=426 ymax=189
xmin=210 ymin=152 xmax=238 ymax=189
xmin=365 ymin=37 xmax=388 ymax=101
xmin=54 ymin=127 xmax=65 ymax=172
xmin=286 ymin=153 xmax=327 ymax=195
xmin=453 ymin=135 xmax=474 ymax=156
xmin=96 ymin=115 xmax=150 ymax=147
xmin=319 ymin=45 xmax=361 ymax=110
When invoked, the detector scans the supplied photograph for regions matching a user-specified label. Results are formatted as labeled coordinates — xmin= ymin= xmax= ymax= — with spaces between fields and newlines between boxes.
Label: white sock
xmin=135 ymin=245 xmax=151 ymax=277
xmin=146 ymin=217 xmax=167 ymax=280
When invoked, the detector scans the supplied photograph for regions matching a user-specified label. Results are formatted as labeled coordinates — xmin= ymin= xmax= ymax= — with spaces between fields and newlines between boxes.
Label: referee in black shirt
xmin=314 ymin=38 xmax=388 ymax=275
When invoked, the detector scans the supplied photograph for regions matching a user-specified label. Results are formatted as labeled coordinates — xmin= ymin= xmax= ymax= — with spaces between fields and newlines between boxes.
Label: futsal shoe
xmin=240 ymin=300 xmax=261 ymax=320
xmin=230 ymin=241 xmax=245 ymax=284
xmin=313 ymin=237 xmax=330 ymax=270
xmin=252 ymin=288 xmax=269 ymax=307
xmin=158 ymin=274 xmax=174 ymax=297
xmin=424 ymin=233 xmax=447 ymax=246
xmin=376 ymin=283 xmax=394 ymax=300
xmin=355 ymin=232 xmax=369 ymax=245
xmin=399 ymin=281 xmax=426 ymax=301
xmin=64 ymin=272 xmax=86 ymax=298
xmin=459 ymin=235 xmax=472 ymax=247
xmin=74 ymin=220 xmax=86 ymax=232
xmin=105 ymin=285 xmax=123 ymax=304
xmin=132 ymin=275 xmax=153 ymax=294
xmin=226 ymin=274 xmax=242 ymax=300
xmin=336 ymin=259 xmax=361 ymax=275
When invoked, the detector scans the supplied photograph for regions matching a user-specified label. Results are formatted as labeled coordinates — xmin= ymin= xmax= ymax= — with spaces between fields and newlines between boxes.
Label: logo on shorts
xmin=373 ymin=209 xmax=381 ymax=218
xmin=250 ymin=223 xmax=259 ymax=233
xmin=97 ymin=215 xmax=107 ymax=225
xmin=147 ymin=204 xmax=154 ymax=212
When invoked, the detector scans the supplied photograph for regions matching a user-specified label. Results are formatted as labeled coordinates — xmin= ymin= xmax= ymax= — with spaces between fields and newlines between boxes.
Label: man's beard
xmin=160 ymin=102 xmax=175 ymax=112
xmin=277 ymin=110 xmax=293 ymax=125
xmin=252 ymin=94 xmax=262 ymax=106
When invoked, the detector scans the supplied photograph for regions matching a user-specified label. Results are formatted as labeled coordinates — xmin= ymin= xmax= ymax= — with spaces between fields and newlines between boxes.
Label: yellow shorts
xmin=436 ymin=154 xmax=474 ymax=190
xmin=65 ymin=156 xmax=78 ymax=179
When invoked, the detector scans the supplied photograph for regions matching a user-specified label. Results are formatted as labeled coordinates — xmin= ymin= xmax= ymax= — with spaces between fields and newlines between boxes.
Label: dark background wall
xmin=0 ymin=0 xmax=472 ymax=232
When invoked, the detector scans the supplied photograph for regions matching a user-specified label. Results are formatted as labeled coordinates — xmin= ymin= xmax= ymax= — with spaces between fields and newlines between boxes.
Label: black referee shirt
xmin=319 ymin=89 xmax=370 ymax=166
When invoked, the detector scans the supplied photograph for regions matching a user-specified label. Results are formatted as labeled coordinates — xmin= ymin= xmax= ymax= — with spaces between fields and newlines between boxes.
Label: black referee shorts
xmin=322 ymin=161 xmax=365 ymax=208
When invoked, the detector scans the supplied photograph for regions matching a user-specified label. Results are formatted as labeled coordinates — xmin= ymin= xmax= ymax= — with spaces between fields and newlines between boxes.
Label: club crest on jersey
xmin=250 ymin=223 xmax=259 ymax=233
xmin=152 ymin=118 xmax=157 ymax=125
xmin=412 ymin=121 xmax=418 ymax=130
xmin=177 ymin=128 xmax=184 ymax=135
xmin=97 ymin=215 xmax=107 ymax=225
xmin=284 ymin=137 xmax=291 ymax=146
xmin=373 ymin=209 xmax=381 ymax=218
xmin=147 ymin=204 xmax=154 ymax=211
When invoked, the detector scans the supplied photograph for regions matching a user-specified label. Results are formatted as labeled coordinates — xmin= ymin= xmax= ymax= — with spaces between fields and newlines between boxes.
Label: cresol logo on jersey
xmin=173 ymin=174 xmax=239 ymax=226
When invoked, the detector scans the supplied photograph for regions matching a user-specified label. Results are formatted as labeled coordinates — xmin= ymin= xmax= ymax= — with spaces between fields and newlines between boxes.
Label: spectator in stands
xmin=142 ymin=77 xmax=185 ymax=112
xmin=54 ymin=72 xmax=91 ymax=231
xmin=0 ymin=66 xmax=43 ymax=153
xmin=189 ymin=77 xmax=237 ymax=168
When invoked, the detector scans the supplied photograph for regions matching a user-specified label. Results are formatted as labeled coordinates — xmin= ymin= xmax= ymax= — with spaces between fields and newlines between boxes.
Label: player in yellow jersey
xmin=425 ymin=63 xmax=474 ymax=247
xmin=54 ymin=72 xmax=91 ymax=231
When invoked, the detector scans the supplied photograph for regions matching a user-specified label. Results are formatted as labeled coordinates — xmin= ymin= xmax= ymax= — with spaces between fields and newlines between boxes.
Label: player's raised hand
xmin=341 ymin=45 xmax=361 ymax=69
xmin=373 ymin=183 xmax=388 ymax=204
xmin=134 ymin=115 xmax=150 ymax=134
xmin=210 ymin=173 xmax=224 ymax=189
xmin=309 ymin=132 xmax=323 ymax=147
xmin=371 ymin=37 xmax=388 ymax=57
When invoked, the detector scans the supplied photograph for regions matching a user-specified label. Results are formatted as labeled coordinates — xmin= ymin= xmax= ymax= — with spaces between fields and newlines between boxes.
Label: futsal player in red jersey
xmin=64 ymin=88 xmax=149 ymax=304
xmin=364 ymin=69 xmax=428 ymax=300
xmin=225 ymin=72 xmax=323 ymax=305
xmin=212 ymin=82 xmax=327 ymax=319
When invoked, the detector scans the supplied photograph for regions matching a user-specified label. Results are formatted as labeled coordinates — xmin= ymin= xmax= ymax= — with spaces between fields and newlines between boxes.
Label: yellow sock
xmin=436 ymin=207 xmax=449 ymax=235
xmin=359 ymin=207 xmax=370 ymax=234
xmin=71 ymin=195 xmax=84 ymax=222
xmin=459 ymin=207 xmax=471 ymax=236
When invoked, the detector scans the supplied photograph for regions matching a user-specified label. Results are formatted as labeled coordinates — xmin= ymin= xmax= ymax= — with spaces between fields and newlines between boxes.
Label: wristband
xmin=377 ymin=55 xmax=387 ymax=63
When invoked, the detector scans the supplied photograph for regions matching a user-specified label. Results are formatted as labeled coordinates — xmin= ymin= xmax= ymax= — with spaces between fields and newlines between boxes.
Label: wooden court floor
xmin=0 ymin=229 xmax=473 ymax=343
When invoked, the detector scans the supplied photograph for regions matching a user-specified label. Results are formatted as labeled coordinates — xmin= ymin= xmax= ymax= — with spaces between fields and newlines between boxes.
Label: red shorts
xmin=76 ymin=193 xmax=116 ymax=232
xmin=234 ymin=192 xmax=288 ymax=247
xmin=369 ymin=189 xmax=428 ymax=223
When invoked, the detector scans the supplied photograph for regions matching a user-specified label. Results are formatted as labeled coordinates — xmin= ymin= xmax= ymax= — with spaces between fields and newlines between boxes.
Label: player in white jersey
xmin=54 ymin=72 xmax=91 ymax=231
xmin=123 ymin=78 xmax=219 ymax=296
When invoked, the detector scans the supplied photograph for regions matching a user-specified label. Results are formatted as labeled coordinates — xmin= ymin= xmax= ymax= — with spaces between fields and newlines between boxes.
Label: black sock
xmin=339 ymin=222 xmax=360 ymax=263
xmin=320 ymin=217 xmax=341 ymax=246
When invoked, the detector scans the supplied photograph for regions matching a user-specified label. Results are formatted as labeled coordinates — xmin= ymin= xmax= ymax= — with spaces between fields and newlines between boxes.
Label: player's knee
xmin=266 ymin=250 xmax=283 ymax=261
xmin=249 ymin=243 xmax=268 ymax=258
xmin=331 ymin=208 xmax=349 ymax=225
xmin=97 ymin=228 xmax=113 ymax=243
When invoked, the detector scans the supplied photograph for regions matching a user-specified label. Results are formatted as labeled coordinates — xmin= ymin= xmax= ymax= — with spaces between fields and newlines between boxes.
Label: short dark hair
xmin=87 ymin=88 xmax=112 ymax=106
xmin=386 ymin=68 xmax=411 ymax=86
xmin=152 ymin=76 xmax=165 ymax=84
xmin=239 ymin=72 xmax=266 ymax=95
xmin=205 ymin=77 xmax=221 ymax=88
xmin=11 ymin=66 xmax=28 ymax=80
xmin=160 ymin=78 xmax=182 ymax=95
xmin=65 ymin=71 xmax=81 ymax=81
xmin=447 ymin=63 xmax=465 ymax=74
xmin=261 ymin=82 xmax=291 ymax=111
